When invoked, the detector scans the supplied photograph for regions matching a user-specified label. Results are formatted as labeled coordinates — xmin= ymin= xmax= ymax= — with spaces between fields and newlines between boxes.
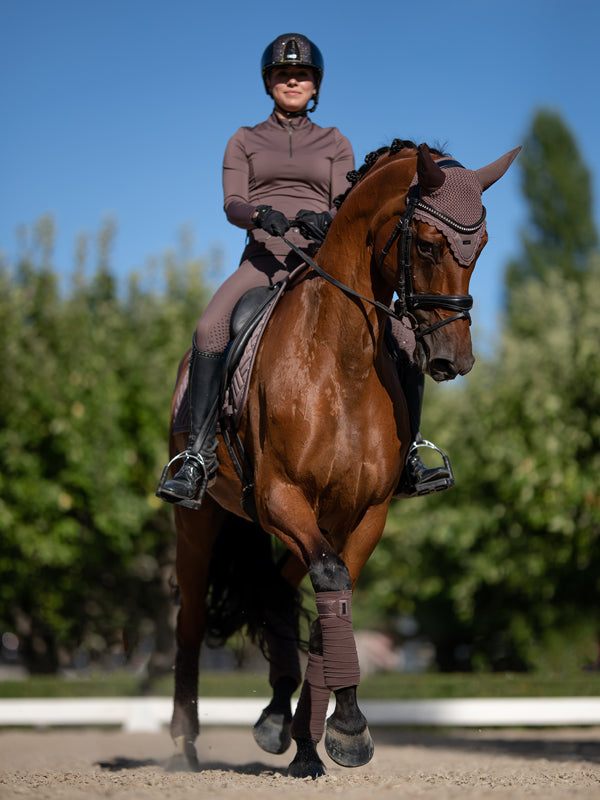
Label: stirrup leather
xmin=406 ymin=438 xmax=454 ymax=496
xmin=155 ymin=450 xmax=211 ymax=511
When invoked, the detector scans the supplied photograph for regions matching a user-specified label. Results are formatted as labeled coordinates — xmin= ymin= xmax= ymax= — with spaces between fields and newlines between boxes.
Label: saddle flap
xmin=222 ymin=282 xmax=287 ymax=428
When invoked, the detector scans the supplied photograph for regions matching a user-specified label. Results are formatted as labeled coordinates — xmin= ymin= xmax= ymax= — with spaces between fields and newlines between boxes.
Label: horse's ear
xmin=417 ymin=143 xmax=446 ymax=195
xmin=476 ymin=146 xmax=522 ymax=191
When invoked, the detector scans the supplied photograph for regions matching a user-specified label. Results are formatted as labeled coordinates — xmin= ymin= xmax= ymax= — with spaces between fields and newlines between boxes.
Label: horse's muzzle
xmin=427 ymin=354 xmax=475 ymax=382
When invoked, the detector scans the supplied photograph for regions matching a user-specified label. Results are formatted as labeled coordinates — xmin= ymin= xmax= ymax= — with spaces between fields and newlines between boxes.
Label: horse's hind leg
xmin=253 ymin=675 xmax=298 ymax=755
xmin=252 ymin=609 xmax=300 ymax=754
xmin=253 ymin=553 xmax=306 ymax=754
xmin=169 ymin=497 xmax=223 ymax=770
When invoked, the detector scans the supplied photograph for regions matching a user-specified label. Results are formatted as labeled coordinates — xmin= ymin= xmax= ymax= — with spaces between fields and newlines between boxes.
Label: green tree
xmin=0 ymin=217 xmax=216 ymax=673
xmin=505 ymin=108 xmax=598 ymax=294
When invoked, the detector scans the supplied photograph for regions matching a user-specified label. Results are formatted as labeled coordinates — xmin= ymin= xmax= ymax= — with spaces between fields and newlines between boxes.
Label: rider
xmin=157 ymin=32 xmax=452 ymax=509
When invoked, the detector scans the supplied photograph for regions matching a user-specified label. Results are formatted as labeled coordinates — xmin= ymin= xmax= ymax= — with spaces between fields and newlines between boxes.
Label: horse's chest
xmin=269 ymin=381 xmax=399 ymax=479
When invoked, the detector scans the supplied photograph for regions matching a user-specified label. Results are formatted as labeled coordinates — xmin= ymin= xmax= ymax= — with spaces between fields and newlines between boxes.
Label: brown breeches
xmin=194 ymin=252 xmax=301 ymax=354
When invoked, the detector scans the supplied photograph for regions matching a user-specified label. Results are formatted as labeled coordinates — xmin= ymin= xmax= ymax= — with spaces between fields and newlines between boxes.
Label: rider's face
xmin=266 ymin=66 xmax=316 ymax=113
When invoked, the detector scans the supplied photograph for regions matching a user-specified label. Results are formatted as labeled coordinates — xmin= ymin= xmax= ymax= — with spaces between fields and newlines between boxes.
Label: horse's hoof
xmin=252 ymin=709 xmax=292 ymax=754
xmin=287 ymin=738 xmax=327 ymax=779
xmin=324 ymin=722 xmax=374 ymax=767
xmin=287 ymin=754 xmax=327 ymax=779
xmin=168 ymin=735 xmax=200 ymax=771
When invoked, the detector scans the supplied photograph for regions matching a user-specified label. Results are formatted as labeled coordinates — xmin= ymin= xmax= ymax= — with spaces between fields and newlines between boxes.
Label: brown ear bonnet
xmin=410 ymin=144 xmax=521 ymax=266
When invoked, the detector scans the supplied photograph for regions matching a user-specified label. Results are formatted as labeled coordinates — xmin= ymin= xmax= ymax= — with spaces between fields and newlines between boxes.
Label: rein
xmin=285 ymin=186 xmax=477 ymax=340
xmin=281 ymin=234 xmax=407 ymax=324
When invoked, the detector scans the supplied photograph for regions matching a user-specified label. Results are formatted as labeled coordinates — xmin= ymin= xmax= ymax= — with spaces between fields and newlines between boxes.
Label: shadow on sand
xmin=96 ymin=754 xmax=289 ymax=777
xmin=373 ymin=728 xmax=600 ymax=765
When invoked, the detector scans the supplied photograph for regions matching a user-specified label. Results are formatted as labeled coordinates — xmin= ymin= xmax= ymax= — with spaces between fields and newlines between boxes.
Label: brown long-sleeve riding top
xmin=223 ymin=111 xmax=354 ymax=257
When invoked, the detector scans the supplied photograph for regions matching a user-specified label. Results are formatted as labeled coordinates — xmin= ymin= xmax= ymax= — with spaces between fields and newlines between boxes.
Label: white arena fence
xmin=1 ymin=697 xmax=600 ymax=733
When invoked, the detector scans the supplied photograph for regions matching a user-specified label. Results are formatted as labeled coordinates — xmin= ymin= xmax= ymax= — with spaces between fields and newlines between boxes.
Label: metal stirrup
xmin=408 ymin=438 xmax=455 ymax=495
xmin=155 ymin=451 xmax=210 ymax=510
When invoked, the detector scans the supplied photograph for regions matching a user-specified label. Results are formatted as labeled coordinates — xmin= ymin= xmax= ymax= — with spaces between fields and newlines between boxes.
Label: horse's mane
xmin=333 ymin=138 xmax=449 ymax=209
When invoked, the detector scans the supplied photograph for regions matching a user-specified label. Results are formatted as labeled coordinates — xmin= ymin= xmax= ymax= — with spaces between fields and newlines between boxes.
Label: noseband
xmin=378 ymin=182 xmax=485 ymax=341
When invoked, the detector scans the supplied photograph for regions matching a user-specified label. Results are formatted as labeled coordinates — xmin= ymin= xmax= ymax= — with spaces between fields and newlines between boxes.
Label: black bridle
xmin=377 ymin=185 xmax=484 ymax=340
xmin=283 ymin=181 xmax=484 ymax=341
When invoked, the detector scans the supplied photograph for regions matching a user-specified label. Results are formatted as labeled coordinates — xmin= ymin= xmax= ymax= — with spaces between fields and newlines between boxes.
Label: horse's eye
xmin=416 ymin=238 xmax=436 ymax=261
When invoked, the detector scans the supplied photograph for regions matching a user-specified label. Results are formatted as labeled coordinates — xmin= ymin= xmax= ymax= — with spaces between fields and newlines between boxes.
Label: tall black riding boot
xmin=156 ymin=345 xmax=224 ymax=509
xmin=395 ymin=360 xmax=454 ymax=497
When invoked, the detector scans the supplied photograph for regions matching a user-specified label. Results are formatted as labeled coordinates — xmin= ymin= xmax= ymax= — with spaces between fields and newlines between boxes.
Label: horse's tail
xmin=205 ymin=513 xmax=309 ymax=655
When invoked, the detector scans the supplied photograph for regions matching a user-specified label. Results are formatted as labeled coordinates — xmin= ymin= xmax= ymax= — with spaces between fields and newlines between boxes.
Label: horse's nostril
xmin=429 ymin=359 xmax=458 ymax=381
xmin=427 ymin=352 xmax=475 ymax=382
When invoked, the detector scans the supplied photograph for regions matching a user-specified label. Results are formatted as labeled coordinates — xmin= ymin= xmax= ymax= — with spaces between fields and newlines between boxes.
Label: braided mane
xmin=334 ymin=138 xmax=448 ymax=209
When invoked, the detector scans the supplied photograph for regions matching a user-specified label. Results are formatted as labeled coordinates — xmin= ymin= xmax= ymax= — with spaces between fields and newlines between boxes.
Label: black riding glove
xmin=295 ymin=209 xmax=333 ymax=243
xmin=254 ymin=205 xmax=290 ymax=237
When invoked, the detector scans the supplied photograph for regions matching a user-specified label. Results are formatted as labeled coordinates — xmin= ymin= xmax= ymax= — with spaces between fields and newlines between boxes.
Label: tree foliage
xmin=505 ymin=108 xmax=598 ymax=293
xmin=0 ymin=217 xmax=215 ymax=672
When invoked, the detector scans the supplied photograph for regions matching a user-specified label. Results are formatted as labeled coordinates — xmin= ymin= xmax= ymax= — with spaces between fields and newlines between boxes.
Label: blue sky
xmin=2 ymin=0 xmax=599 ymax=349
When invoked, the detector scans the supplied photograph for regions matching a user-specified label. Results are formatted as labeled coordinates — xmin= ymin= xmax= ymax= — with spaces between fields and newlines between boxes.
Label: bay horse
xmin=166 ymin=141 xmax=520 ymax=778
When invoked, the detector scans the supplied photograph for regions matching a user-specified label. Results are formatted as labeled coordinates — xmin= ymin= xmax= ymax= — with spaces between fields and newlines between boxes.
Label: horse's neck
xmin=300 ymin=158 xmax=411 ymax=367
xmin=301 ymin=243 xmax=389 ymax=373
xmin=317 ymin=226 xmax=374 ymax=299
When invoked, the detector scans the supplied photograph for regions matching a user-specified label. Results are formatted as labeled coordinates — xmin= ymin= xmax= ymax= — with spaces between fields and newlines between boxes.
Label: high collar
xmin=269 ymin=109 xmax=312 ymax=128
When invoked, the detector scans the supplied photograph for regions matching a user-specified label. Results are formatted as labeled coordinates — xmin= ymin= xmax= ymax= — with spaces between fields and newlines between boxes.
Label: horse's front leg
xmin=287 ymin=618 xmax=330 ymax=778
xmin=319 ymin=503 xmax=394 ymax=767
xmin=257 ymin=484 xmax=387 ymax=777
xmin=288 ymin=553 xmax=373 ymax=777
xmin=325 ymin=685 xmax=373 ymax=768
xmin=169 ymin=498 xmax=223 ymax=770
xmin=313 ymin=557 xmax=374 ymax=769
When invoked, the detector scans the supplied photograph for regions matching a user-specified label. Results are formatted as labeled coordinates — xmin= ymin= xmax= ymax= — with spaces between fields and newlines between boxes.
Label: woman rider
xmin=157 ymin=33 xmax=451 ymax=508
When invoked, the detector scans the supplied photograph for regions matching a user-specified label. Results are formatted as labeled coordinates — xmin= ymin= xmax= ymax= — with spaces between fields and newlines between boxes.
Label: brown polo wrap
xmin=290 ymin=652 xmax=331 ymax=742
xmin=315 ymin=589 xmax=360 ymax=690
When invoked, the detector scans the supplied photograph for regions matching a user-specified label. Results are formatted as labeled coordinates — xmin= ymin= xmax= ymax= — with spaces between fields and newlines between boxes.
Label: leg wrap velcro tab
xmin=315 ymin=590 xmax=360 ymax=691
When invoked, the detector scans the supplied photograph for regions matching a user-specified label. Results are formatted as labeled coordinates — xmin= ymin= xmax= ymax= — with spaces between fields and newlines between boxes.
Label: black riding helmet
xmin=261 ymin=33 xmax=324 ymax=112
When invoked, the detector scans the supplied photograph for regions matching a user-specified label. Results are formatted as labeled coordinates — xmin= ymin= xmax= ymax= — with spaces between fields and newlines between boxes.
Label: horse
xmin=166 ymin=140 xmax=520 ymax=778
